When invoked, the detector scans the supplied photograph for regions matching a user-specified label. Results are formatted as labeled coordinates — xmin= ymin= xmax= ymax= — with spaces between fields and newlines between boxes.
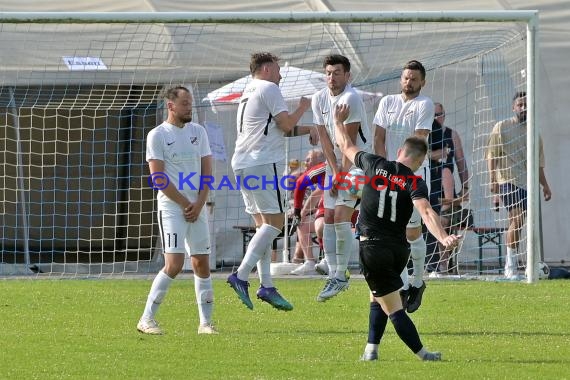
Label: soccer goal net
xmin=0 ymin=11 xmax=540 ymax=280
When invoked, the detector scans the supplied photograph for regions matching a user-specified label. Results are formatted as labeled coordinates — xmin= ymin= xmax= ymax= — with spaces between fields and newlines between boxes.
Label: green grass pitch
xmin=1 ymin=276 xmax=569 ymax=379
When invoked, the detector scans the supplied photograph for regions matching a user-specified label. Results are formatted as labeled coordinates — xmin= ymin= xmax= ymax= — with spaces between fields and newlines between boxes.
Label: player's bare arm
xmin=414 ymin=128 xmax=430 ymax=141
xmin=374 ymin=125 xmax=387 ymax=157
xmin=184 ymin=154 xmax=212 ymax=223
xmin=429 ymin=147 xmax=447 ymax=162
xmin=539 ymin=167 xmax=552 ymax=201
xmin=413 ymin=197 xmax=462 ymax=249
xmin=148 ymin=159 xmax=191 ymax=210
xmin=316 ymin=124 xmax=339 ymax=175
xmin=274 ymin=96 xmax=311 ymax=134
xmin=340 ymin=121 xmax=360 ymax=170
xmin=486 ymin=128 xmax=500 ymax=194
xmin=487 ymin=155 xmax=499 ymax=194
xmin=333 ymin=104 xmax=359 ymax=165
xmin=285 ymin=125 xmax=319 ymax=146
xmin=317 ymin=123 xmax=342 ymax=196
xmin=452 ymin=129 xmax=469 ymax=192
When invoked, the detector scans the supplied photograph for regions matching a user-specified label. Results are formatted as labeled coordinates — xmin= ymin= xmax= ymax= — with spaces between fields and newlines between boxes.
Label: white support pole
xmin=282 ymin=137 xmax=291 ymax=264
xmin=9 ymin=87 xmax=31 ymax=269
xmin=526 ymin=12 xmax=540 ymax=283
xmin=270 ymin=135 xmax=299 ymax=275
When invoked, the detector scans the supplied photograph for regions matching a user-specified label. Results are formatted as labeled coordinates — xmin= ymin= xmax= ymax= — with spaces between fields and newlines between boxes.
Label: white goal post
xmin=0 ymin=11 xmax=540 ymax=282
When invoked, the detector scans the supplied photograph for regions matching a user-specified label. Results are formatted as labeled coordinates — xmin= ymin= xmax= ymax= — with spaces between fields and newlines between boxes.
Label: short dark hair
xmin=163 ymin=86 xmax=189 ymax=102
xmin=323 ymin=54 xmax=351 ymax=72
xmin=250 ymin=52 xmax=279 ymax=75
xmin=403 ymin=136 xmax=428 ymax=160
xmin=513 ymin=91 xmax=526 ymax=102
xmin=403 ymin=60 xmax=426 ymax=80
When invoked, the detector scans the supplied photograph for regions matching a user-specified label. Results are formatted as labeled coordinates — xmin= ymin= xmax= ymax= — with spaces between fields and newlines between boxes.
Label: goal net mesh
xmin=0 ymin=14 xmax=530 ymax=277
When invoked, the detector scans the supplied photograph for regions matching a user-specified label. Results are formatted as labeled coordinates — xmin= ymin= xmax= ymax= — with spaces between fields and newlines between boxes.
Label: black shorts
xmin=499 ymin=183 xmax=527 ymax=212
xmin=359 ymin=239 xmax=410 ymax=297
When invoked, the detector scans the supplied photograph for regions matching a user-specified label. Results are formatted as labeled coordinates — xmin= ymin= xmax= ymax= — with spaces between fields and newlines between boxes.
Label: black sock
xmin=367 ymin=301 xmax=388 ymax=344
xmin=389 ymin=309 xmax=423 ymax=353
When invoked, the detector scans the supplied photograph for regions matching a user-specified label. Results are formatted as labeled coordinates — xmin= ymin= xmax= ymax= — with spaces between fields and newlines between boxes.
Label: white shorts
xmin=407 ymin=164 xmax=430 ymax=228
xmin=157 ymin=208 xmax=211 ymax=255
xmin=323 ymin=165 xmax=360 ymax=210
xmin=234 ymin=162 xmax=285 ymax=215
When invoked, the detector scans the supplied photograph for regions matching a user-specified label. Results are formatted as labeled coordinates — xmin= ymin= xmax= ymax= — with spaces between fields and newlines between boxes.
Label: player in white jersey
xmin=312 ymin=54 xmax=372 ymax=302
xmin=228 ymin=52 xmax=316 ymax=311
xmin=138 ymin=86 xmax=217 ymax=335
xmin=373 ymin=60 xmax=435 ymax=313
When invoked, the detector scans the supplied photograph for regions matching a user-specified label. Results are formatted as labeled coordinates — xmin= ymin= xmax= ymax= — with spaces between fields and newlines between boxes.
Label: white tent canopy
xmin=205 ymin=65 xmax=329 ymax=105
xmin=204 ymin=64 xmax=382 ymax=111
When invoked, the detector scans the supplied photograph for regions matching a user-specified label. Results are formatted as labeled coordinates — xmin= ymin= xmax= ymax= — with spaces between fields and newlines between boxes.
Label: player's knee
xmin=163 ymin=265 xmax=183 ymax=278
xmin=192 ymin=255 xmax=211 ymax=274
xmin=406 ymin=227 xmax=422 ymax=241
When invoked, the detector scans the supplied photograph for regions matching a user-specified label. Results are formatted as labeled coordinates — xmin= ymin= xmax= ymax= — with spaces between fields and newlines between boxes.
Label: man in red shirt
xmin=290 ymin=150 xmax=326 ymax=275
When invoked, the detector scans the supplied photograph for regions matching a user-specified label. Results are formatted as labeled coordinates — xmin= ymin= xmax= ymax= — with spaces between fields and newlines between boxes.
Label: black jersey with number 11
xmin=354 ymin=151 xmax=429 ymax=245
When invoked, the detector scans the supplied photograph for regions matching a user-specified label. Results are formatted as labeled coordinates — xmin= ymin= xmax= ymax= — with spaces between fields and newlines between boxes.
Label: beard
xmin=328 ymin=82 xmax=343 ymax=95
xmin=402 ymin=85 xmax=421 ymax=97
xmin=180 ymin=114 xmax=192 ymax=123
xmin=517 ymin=111 xmax=526 ymax=123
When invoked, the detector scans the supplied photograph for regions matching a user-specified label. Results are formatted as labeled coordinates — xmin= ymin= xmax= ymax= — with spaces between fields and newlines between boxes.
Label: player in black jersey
xmin=334 ymin=104 xmax=462 ymax=361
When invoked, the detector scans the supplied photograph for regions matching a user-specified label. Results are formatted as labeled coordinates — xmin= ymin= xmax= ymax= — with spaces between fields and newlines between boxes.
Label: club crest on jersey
xmin=190 ymin=137 xmax=198 ymax=145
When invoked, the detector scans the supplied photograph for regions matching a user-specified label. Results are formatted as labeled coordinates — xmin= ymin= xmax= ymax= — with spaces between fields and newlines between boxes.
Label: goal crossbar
xmin=0 ymin=10 xmax=539 ymax=23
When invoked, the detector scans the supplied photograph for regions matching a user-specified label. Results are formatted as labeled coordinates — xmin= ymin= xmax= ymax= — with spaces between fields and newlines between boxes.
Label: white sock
xmin=416 ymin=347 xmax=428 ymax=360
xmin=237 ymin=224 xmax=281 ymax=281
xmin=142 ymin=270 xmax=173 ymax=320
xmin=400 ymin=267 xmax=409 ymax=290
xmin=323 ymin=223 xmax=337 ymax=278
xmin=506 ymin=247 xmax=518 ymax=272
xmin=365 ymin=343 xmax=378 ymax=353
xmin=257 ymin=243 xmax=274 ymax=288
xmin=334 ymin=222 xmax=353 ymax=281
xmin=409 ymin=236 xmax=426 ymax=288
xmin=194 ymin=275 xmax=214 ymax=326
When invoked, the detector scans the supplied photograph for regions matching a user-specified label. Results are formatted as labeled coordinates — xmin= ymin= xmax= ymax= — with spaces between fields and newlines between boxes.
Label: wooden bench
xmin=233 ymin=225 xmax=291 ymax=257
xmin=451 ymin=226 xmax=507 ymax=274
xmin=233 ymin=225 xmax=257 ymax=256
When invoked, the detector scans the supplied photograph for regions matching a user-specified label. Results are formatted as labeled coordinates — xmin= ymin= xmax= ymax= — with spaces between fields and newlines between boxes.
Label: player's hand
xmin=490 ymin=182 xmax=499 ymax=194
xmin=441 ymin=234 xmax=463 ymax=249
xmin=458 ymin=187 xmax=469 ymax=200
xmin=290 ymin=214 xmax=301 ymax=229
xmin=543 ymin=184 xmax=552 ymax=201
xmin=440 ymin=193 xmax=469 ymax=206
xmin=334 ymin=104 xmax=350 ymax=123
xmin=299 ymin=96 xmax=311 ymax=112
xmin=433 ymin=148 xmax=450 ymax=162
xmin=329 ymin=186 xmax=338 ymax=197
xmin=184 ymin=202 xmax=202 ymax=223
xmin=330 ymin=175 xmax=339 ymax=197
